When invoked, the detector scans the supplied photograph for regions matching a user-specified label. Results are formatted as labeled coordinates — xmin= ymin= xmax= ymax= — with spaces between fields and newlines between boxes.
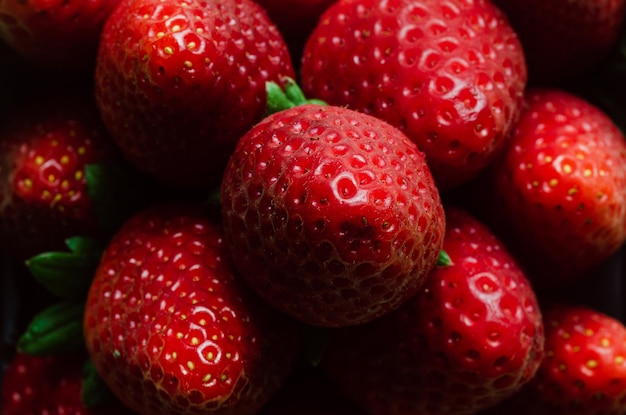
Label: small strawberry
xmin=0 ymin=90 xmax=118 ymax=261
xmin=94 ymin=0 xmax=295 ymax=190
xmin=481 ymin=88 xmax=626 ymax=291
xmin=490 ymin=0 xmax=626 ymax=85
xmin=321 ymin=206 xmax=544 ymax=415
xmin=482 ymin=304 xmax=626 ymax=415
xmin=83 ymin=202 xmax=302 ymax=415
xmin=220 ymin=83 xmax=446 ymax=328
xmin=0 ymin=0 xmax=120 ymax=71
xmin=300 ymin=0 xmax=527 ymax=190
xmin=1 ymin=351 xmax=137 ymax=414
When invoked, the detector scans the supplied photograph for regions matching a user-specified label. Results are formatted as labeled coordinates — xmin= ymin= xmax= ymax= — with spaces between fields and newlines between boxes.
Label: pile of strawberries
xmin=1 ymin=0 xmax=626 ymax=414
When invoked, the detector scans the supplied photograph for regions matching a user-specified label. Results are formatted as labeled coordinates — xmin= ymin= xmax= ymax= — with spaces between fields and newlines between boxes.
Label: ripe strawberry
xmin=220 ymin=102 xmax=445 ymax=328
xmin=0 ymin=90 xmax=117 ymax=261
xmin=482 ymin=88 xmax=626 ymax=291
xmin=490 ymin=0 xmax=626 ymax=84
xmin=83 ymin=202 xmax=302 ymax=415
xmin=300 ymin=0 xmax=527 ymax=190
xmin=94 ymin=0 xmax=295 ymax=190
xmin=321 ymin=206 xmax=544 ymax=415
xmin=0 ymin=0 xmax=120 ymax=71
xmin=1 ymin=351 xmax=137 ymax=414
xmin=482 ymin=304 xmax=626 ymax=415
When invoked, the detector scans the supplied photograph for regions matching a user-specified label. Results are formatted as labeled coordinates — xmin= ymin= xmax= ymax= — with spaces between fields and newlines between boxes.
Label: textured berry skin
xmin=1 ymin=351 xmax=137 ymax=415
xmin=0 ymin=0 xmax=120 ymax=70
xmin=321 ymin=206 xmax=544 ymax=415
xmin=484 ymin=305 xmax=626 ymax=415
xmin=300 ymin=0 xmax=527 ymax=190
xmin=0 ymin=93 xmax=116 ymax=260
xmin=491 ymin=0 xmax=626 ymax=84
xmin=83 ymin=203 xmax=301 ymax=415
xmin=485 ymin=89 xmax=626 ymax=290
xmin=220 ymin=104 xmax=445 ymax=327
xmin=95 ymin=0 xmax=295 ymax=190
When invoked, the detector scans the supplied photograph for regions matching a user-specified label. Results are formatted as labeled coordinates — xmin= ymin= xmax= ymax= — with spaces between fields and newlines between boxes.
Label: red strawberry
xmin=0 ymin=0 xmax=120 ymax=71
xmin=94 ymin=0 xmax=295 ymax=190
xmin=321 ymin=206 xmax=544 ymax=415
xmin=1 ymin=351 xmax=137 ymax=414
xmin=300 ymin=0 xmax=527 ymax=190
xmin=220 ymin=102 xmax=445 ymax=328
xmin=490 ymin=0 xmax=626 ymax=84
xmin=483 ymin=304 xmax=626 ymax=415
xmin=0 ymin=90 xmax=117 ymax=261
xmin=83 ymin=202 xmax=301 ymax=415
xmin=481 ymin=88 xmax=626 ymax=291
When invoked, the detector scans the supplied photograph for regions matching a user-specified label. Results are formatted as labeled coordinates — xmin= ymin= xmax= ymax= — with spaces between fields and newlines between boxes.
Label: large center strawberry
xmin=220 ymin=103 xmax=446 ymax=327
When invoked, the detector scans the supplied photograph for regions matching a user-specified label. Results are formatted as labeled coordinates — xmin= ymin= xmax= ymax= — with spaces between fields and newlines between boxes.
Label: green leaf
xmin=437 ymin=250 xmax=453 ymax=267
xmin=18 ymin=300 xmax=85 ymax=355
xmin=25 ymin=238 xmax=102 ymax=299
xmin=82 ymin=359 xmax=116 ymax=408
xmin=266 ymin=78 xmax=327 ymax=116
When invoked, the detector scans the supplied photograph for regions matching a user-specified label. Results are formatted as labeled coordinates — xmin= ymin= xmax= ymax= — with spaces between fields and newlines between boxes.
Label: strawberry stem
xmin=266 ymin=78 xmax=327 ymax=115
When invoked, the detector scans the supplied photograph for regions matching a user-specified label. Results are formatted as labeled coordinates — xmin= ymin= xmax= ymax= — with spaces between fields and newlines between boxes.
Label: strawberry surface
xmin=483 ymin=88 xmax=626 ymax=290
xmin=220 ymin=103 xmax=445 ymax=327
xmin=300 ymin=0 xmax=527 ymax=190
xmin=1 ymin=351 xmax=137 ymax=414
xmin=83 ymin=202 xmax=301 ymax=415
xmin=0 ymin=92 xmax=117 ymax=260
xmin=94 ymin=0 xmax=295 ymax=190
xmin=483 ymin=304 xmax=626 ymax=414
xmin=491 ymin=0 xmax=626 ymax=84
xmin=0 ymin=0 xmax=120 ymax=70
xmin=321 ymin=206 xmax=544 ymax=415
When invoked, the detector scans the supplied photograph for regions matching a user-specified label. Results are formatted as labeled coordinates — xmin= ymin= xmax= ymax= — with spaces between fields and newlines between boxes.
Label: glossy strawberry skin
xmin=485 ymin=305 xmax=626 ymax=415
xmin=83 ymin=203 xmax=301 ymax=415
xmin=95 ymin=0 xmax=295 ymax=190
xmin=485 ymin=89 xmax=626 ymax=290
xmin=220 ymin=104 xmax=445 ymax=328
xmin=1 ymin=351 xmax=136 ymax=415
xmin=300 ymin=0 xmax=527 ymax=190
xmin=321 ymin=206 xmax=544 ymax=415
xmin=0 ymin=0 xmax=120 ymax=70
xmin=491 ymin=0 xmax=626 ymax=84
xmin=0 ymin=93 xmax=116 ymax=260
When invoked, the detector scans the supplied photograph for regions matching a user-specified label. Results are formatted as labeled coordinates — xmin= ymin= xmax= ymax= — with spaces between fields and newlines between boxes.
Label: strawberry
xmin=483 ymin=304 xmax=626 ymax=415
xmin=1 ymin=351 xmax=137 ymax=414
xmin=490 ymin=0 xmax=626 ymax=85
xmin=299 ymin=0 xmax=527 ymax=190
xmin=0 ymin=0 xmax=120 ymax=71
xmin=480 ymin=88 xmax=626 ymax=291
xmin=253 ymin=0 xmax=337 ymax=63
xmin=0 ymin=89 xmax=118 ymax=261
xmin=320 ymin=206 xmax=544 ymax=415
xmin=220 ymin=96 xmax=446 ymax=328
xmin=83 ymin=202 xmax=302 ymax=415
xmin=94 ymin=0 xmax=295 ymax=190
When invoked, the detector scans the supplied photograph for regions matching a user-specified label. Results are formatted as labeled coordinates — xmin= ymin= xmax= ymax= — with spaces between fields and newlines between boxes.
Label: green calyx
xmin=266 ymin=77 xmax=327 ymax=116
xmin=437 ymin=250 xmax=452 ymax=267
xmin=18 ymin=300 xmax=85 ymax=355
xmin=26 ymin=236 xmax=104 ymax=299
xmin=82 ymin=359 xmax=116 ymax=408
